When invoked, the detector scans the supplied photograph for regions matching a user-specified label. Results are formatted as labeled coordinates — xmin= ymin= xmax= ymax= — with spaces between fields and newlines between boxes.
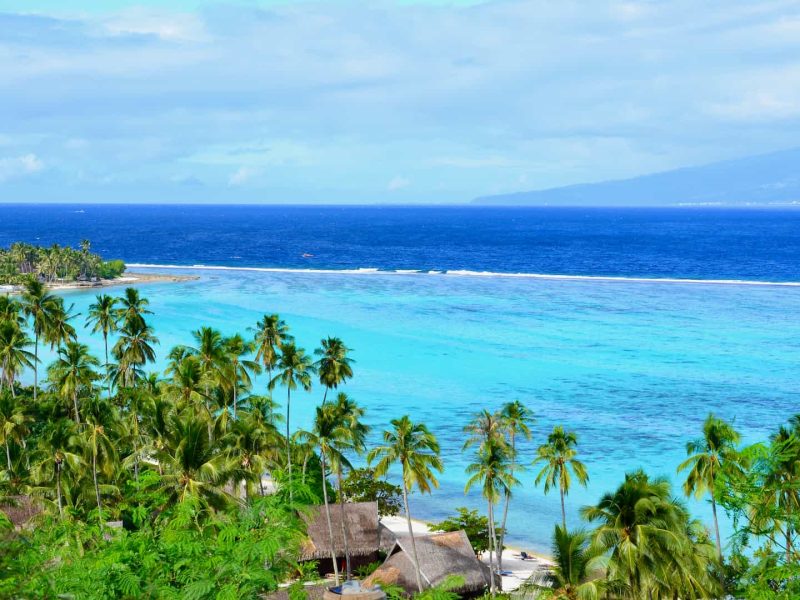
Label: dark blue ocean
xmin=3 ymin=203 xmax=800 ymax=551
xmin=2 ymin=204 xmax=800 ymax=280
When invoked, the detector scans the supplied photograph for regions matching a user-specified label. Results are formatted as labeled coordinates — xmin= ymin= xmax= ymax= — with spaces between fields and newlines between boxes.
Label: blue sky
xmin=1 ymin=0 xmax=799 ymax=203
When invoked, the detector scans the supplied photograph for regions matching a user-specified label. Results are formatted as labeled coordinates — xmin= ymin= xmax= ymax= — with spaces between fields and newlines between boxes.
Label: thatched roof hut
xmin=299 ymin=501 xmax=395 ymax=562
xmin=0 ymin=495 xmax=42 ymax=530
xmin=363 ymin=530 xmax=491 ymax=595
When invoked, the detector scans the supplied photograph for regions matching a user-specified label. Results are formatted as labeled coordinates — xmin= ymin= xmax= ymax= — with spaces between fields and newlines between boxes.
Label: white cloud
xmin=387 ymin=176 xmax=410 ymax=191
xmin=228 ymin=166 xmax=260 ymax=186
xmin=0 ymin=153 xmax=43 ymax=181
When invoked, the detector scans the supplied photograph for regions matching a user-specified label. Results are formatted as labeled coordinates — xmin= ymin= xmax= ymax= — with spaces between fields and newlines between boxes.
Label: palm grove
xmin=0 ymin=280 xmax=798 ymax=599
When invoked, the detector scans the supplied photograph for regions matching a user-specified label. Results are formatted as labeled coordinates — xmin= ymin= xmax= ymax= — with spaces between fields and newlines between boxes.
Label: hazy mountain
xmin=474 ymin=147 xmax=800 ymax=206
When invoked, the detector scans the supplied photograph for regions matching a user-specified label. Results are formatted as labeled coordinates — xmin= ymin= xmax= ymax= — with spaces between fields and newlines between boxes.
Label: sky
xmin=1 ymin=0 xmax=799 ymax=204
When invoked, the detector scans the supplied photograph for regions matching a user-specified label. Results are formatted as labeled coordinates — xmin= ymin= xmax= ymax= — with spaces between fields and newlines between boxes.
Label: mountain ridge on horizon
xmin=474 ymin=147 xmax=800 ymax=207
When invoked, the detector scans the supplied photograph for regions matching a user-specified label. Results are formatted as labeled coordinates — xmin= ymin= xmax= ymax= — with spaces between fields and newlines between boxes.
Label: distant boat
xmin=302 ymin=253 xmax=314 ymax=258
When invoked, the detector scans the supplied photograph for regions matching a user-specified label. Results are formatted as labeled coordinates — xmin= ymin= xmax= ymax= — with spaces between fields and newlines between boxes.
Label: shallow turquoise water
xmin=43 ymin=268 xmax=800 ymax=552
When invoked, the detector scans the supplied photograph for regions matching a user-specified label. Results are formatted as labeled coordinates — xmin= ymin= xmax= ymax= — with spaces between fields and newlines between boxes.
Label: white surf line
xmin=125 ymin=263 xmax=800 ymax=287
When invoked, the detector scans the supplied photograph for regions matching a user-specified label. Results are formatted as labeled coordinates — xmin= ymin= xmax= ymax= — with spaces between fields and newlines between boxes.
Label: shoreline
xmin=126 ymin=262 xmax=800 ymax=288
xmin=0 ymin=271 xmax=198 ymax=294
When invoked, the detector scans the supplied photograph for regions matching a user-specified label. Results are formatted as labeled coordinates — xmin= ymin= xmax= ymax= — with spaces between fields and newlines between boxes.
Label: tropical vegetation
xmin=1 ymin=240 xmax=125 ymax=285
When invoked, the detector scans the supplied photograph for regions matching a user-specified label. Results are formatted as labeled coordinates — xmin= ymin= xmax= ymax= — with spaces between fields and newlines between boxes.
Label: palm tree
xmin=252 ymin=314 xmax=293 ymax=388
xmin=538 ymin=525 xmax=605 ymax=600
xmin=302 ymin=403 xmax=350 ymax=585
xmin=0 ymin=296 xmax=24 ymax=328
xmin=223 ymin=334 xmax=261 ymax=419
xmin=314 ymin=337 xmax=354 ymax=404
xmin=762 ymin=418 xmax=800 ymax=563
xmin=86 ymin=294 xmax=119 ymax=399
xmin=678 ymin=413 xmax=741 ymax=561
xmin=368 ymin=416 xmax=443 ymax=593
xmin=224 ymin=410 xmax=278 ymax=498
xmin=497 ymin=400 xmax=534 ymax=570
xmin=269 ymin=342 xmax=314 ymax=502
xmin=0 ymin=392 xmax=29 ymax=471
xmin=45 ymin=299 xmax=78 ymax=351
xmin=331 ymin=392 xmax=369 ymax=578
xmin=112 ymin=318 xmax=159 ymax=388
xmin=82 ymin=410 xmax=118 ymax=525
xmin=116 ymin=287 xmax=151 ymax=329
xmin=581 ymin=470 xmax=718 ymax=599
xmin=47 ymin=342 xmax=101 ymax=424
xmin=465 ymin=437 xmax=517 ymax=595
xmin=30 ymin=419 xmax=82 ymax=517
xmin=163 ymin=355 xmax=209 ymax=408
xmin=20 ymin=279 xmax=59 ymax=401
xmin=534 ymin=426 xmax=588 ymax=529
xmin=0 ymin=321 xmax=36 ymax=396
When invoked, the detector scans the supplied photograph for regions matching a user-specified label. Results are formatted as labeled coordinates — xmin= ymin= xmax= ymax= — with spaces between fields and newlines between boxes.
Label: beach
xmin=0 ymin=271 xmax=197 ymax=294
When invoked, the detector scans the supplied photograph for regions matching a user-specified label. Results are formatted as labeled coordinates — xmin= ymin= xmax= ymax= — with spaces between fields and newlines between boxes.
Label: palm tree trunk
xmin=320 ymin=451 xmax=341 ymax=585
xmin=104 ymin=332 xmax=112 ymax=400
xmin=402 ymin=481 xmax=425 ymax=593
xmin=233 ymin=366 xmax=238 ymax=420
xmin=711 ymin=493 xmax=723 ymax=561
xmin=4 ymin=439 xmax=11 ymax=471
xmin=497 ymin=433 xmax=514 ymax=571
xmin=93 ymin=448 xmax=103 ymax=525
xmin=56 ymin=461 xmax=63 ymax=517
xmin=33 ymin=331 xmax=38 ymax=402
xmin=322 ymin=387 xmax=328 ymax=405
xmin=560 ymin=485 xmax=566 ymax=529
xmin=337 ymin=466 xmax=353 ymax=579
xmin=286 ymin=388 xmax=292 ymax=503
xmin=488 ymin=500 xmax=497 ymax=595
xmin=72 ymin=391 xmax=81 ymax=424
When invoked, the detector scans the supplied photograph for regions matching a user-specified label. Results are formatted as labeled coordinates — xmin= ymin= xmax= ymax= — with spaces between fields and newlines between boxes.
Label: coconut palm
xmin=463 ymin=409 xmax=506 ymax=451
xmin=269 ymin=342 xmax=315 ymax=502
xmin=678 ymin=413 xmax=742 ymax=561
xmin=46 ymin=300 xmax=78 ymax=351
xmin=537 ymin=525 xmax=605 ymax=600
xmin=465 ymin=436 xmax=517 ymax=595
xmin=314 ymin=337 xmax=354 ymax=404
xmin=223 ymin=334 xmax=262 ymax=419
xmin=368 ymin=416 xmax=443 ymax=593
xmin=0 ymin=296 xmax=24 ymax=328
xmin=0 ymin=321 xmax=36 ymax=396
xmin=581 ymin=470 xmax=716 ymax=599
xmin=534 ymin=426 xmax=588 ymax=529
xmin=112 ymin=318 xmax=159 ymax=388
xmin=163 ymin=355 xmax=209 ymax=408
xmin=331 ymin=392 xmax=369 ymax=578
xmin=224 ymin=411 xmax=278 ymax=498
xmin=20 ymin=279 xmax=59 ymax=401
xmin=30 ymin=419 xmax=83 ymax=517
xmin=116 ymin=287 xmax=151 ymax=329
xmin=81 ymin=408 xmax=118 ymax=525
xmin=86 ymin=294 xmax=119 ymax=398
xmin=252 ymin=314 xmax=293 ymax=387
xmin=762 ymin=418 xmax=800 ymax=563
xmin=47 ymin=342 xmax=101 ymax=424
xmin=0 ymin=392 xmax=29 ymax=472
xmin=497 ymin=400 xmax=534 ymax=569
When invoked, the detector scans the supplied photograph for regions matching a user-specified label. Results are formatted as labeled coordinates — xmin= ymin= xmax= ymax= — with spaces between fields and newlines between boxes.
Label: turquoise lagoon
xmin=45 ymin=267 xmax=800 ymax=552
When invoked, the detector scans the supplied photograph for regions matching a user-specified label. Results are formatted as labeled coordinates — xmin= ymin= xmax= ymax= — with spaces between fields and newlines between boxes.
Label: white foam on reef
xmin=125 ymin=263 xmax=800 ymax=287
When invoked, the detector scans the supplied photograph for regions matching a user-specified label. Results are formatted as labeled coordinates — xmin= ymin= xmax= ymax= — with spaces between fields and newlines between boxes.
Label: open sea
xmin=2 ymin=204 xmax=800 ymax=552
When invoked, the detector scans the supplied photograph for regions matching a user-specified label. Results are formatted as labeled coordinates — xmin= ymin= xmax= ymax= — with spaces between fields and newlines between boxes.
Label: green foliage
xmin=431 ymin=507 xmax=501 ymax=555
xmin=98 ymin=259 xmax=126 ymax=279
xmin=339 ymin=467 xmax=402 ymax=516
xmin=354 ymin=560 xmax=382 ymax=578
xmin=0 ymin=241 xmax=125 ymax=284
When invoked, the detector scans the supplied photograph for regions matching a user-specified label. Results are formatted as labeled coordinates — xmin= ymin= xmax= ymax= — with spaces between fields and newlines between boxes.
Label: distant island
xmin=474 ymin=146 xmax=800 ymax=207
xmin=0 ymin=240 xmax=125 ymax=286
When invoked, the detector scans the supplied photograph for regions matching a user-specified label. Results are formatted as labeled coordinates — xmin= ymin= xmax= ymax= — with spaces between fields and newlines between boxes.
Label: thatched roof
xmin=0 ymin=495 xmax=42 ymax=529
xmin=300 ymin=501 xmax=395 ymax=561
xmin=363 ymin=530 xmax=490 ymax=595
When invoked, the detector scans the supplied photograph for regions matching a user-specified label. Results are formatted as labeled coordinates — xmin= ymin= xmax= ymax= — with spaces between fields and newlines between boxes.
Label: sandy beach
xmin=380 ymin=515 xmax=552 ymax=592
xmin=1 ymin=271 xmax=198 ymax=294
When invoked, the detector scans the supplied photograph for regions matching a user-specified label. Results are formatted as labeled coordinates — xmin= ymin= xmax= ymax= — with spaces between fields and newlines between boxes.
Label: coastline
xmin=0 ymin=271 xmax=198 ymax=294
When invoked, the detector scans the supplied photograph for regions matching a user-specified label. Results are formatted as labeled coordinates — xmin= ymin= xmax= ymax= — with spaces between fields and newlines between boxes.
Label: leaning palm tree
xmin=86 ymin=294 xmax=119 ymax=398
xmin=534 ymin=426 xmax=588 ymax=529
xmin=368 ymin=416 xmax=443 ymax=593
xmin=0 ymin=392 xmax=30 ymax=471
xmin=20 ymin=279 xmax=59 ymax=401
xmin=251 ymin=314 xmax=293 ymax=387
xmin=465 ymin=437 xmax=517 ymax=595
xmin=314 ymin=337 xmax=354 ymax=404
xmin=678 ymin=413 xmax=741 ymax=561
xmin=497 ymin=400 xmax=534 ymax=570
xmin=269 ymin=342 xmax=315 ymax=502
xmin=47 ymin=342 xmax=101 ymax=424
xmin=0 ymin=321 xmax=36 ymax=396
